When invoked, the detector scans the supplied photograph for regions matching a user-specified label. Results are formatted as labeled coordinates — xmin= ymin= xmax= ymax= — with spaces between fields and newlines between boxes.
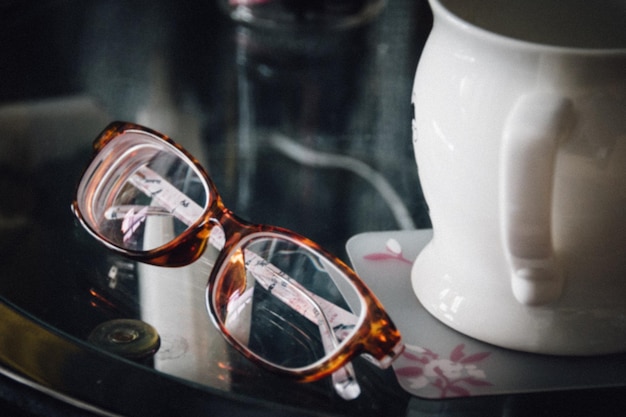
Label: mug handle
xmin=501 ymin=93 xmax=574 ymax=305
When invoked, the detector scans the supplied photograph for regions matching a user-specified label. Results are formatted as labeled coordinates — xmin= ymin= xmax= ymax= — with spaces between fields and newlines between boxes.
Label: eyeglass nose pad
xmin=208 ymin=221 xmax=226 ymax=251
xmin=211 ymin=245 xmax=248 ymax=311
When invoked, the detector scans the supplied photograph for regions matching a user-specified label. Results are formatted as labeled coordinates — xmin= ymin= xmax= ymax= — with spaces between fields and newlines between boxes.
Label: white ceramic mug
xmin=411 ymin=0 xmax=626 ymax=355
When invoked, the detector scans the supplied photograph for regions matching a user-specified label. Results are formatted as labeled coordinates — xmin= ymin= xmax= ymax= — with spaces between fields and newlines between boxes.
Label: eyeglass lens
xmin=78 ymin=131 xmax=209 ymax=251
xmin=212 ymin=235 xmax=363 ymax=370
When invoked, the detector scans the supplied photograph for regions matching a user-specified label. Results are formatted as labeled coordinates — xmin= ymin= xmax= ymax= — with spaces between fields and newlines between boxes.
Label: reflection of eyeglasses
xmin=72 ymin=121 xmax=404 ymax=400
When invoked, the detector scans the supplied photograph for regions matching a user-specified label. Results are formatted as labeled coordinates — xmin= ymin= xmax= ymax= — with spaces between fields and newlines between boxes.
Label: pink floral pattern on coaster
xmin=363 ymin=238 xmax=412 ymax=265
xmin=362 ymin=234 xmax=494 ymax=398
xmin=394 ymin=344 xmax=493 ymax=398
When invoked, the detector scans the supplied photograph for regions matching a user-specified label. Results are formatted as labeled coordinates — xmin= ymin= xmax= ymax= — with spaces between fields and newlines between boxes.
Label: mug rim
xmin=429 ymin=0 xmax=626 ymax=55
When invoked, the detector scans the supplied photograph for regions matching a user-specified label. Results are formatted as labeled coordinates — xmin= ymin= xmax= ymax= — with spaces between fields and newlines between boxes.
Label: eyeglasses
xmin=71 ymin=122 xmax=404 ymax=400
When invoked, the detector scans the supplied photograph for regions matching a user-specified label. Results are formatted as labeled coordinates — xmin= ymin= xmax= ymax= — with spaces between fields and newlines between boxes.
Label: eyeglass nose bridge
xmin=146 ymin=205 xmax=237 ymax=267
xmin=138 ymin=220 xmax=213 ymax=267
xmin=204 ymin=205 xmax=263 ymax=251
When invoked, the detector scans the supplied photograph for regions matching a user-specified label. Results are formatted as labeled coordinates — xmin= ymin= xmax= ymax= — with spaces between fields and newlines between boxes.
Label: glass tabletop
xmin=1 ymin=1 xmax=624 ymax=416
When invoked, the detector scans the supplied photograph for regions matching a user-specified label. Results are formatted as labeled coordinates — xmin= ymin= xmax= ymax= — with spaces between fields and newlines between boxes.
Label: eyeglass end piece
xmin=363 ymin=341 xmax=405 ymax=369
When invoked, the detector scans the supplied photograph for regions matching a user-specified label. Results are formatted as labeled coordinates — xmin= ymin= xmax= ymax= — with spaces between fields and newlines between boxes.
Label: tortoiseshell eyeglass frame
xmin=71 ymin=121 xmax=404 ymax=383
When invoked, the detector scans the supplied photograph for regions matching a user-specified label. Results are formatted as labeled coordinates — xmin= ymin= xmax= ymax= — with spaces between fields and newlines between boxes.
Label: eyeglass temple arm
xmin=108 ymin=200 xmax=362 ymax=333
xmin=111 ymin=166 xmax=364 ymax=331
xmin=112 ymin=169 xmax=400 ymax=367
